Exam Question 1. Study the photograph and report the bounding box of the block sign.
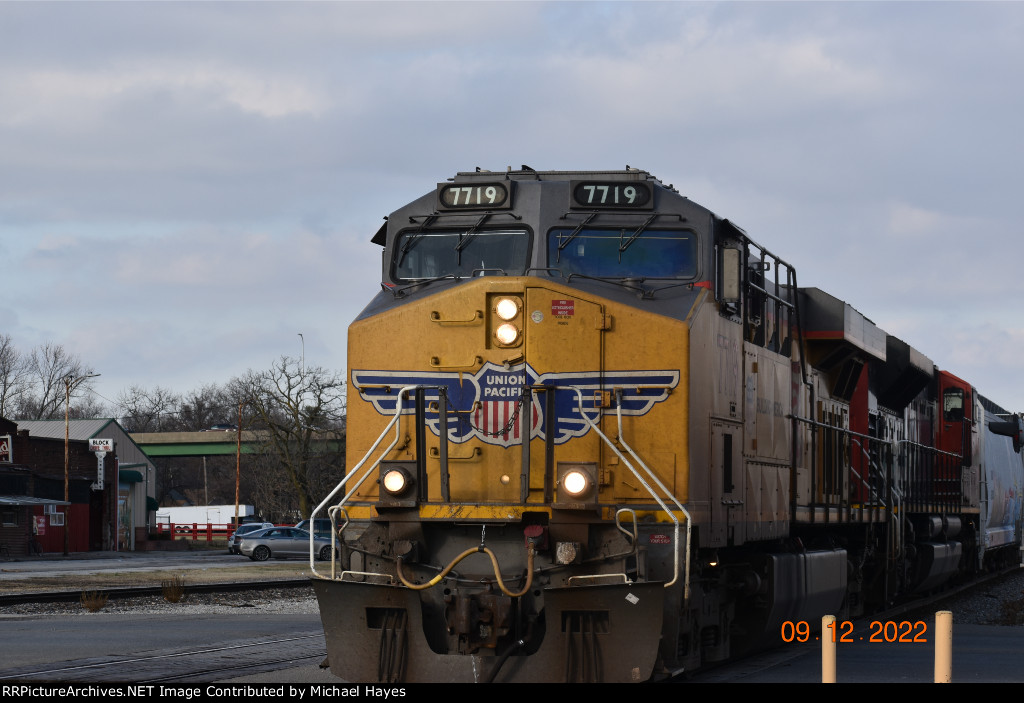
[89,438,113,453]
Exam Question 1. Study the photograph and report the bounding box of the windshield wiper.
[397,215,438,268]
[618,214,658,258]
[554,213,598,262]
[566,272,654,298]
[617,212,689,259]
[453,214,492,265]
[387,273,461,298]
[565,273,699,300]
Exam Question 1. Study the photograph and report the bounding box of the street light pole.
[235,400,243,528]
[298,333,304,376]
[64,372,100,556]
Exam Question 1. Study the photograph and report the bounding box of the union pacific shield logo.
[352,362,678,448]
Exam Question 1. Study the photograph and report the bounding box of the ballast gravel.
[4,570,1024,625]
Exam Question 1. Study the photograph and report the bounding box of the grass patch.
[162,574,188,603]
[80,590,109,612]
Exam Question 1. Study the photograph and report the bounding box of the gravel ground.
[1,585,319,617]
[927,568,1024,626]
[4,570,1024,624]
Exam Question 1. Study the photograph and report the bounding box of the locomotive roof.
[370,167,683,246]
[450,166,676,192]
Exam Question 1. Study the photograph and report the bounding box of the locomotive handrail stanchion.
[414,388,428,503]
[615,508,639,543]
[614,508,642,573]
[439,388,450,502]
[570,387,684,592]
[611,388,690,597]
[520,385,531,503]
[543,386,556,503]
[309,384,417,578]
[327,505,349,581]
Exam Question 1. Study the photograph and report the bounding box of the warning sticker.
[551,299,575,317]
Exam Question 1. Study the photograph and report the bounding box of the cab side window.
[943,388,964,422]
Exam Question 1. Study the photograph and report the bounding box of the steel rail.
[0,578,312,607]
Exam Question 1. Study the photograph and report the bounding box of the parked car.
[228,522,275,555]
[239,527,333,561]
[294,518,333,538]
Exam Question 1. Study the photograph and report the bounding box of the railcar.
[308,167,1024,683]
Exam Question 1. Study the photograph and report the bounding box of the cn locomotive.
[308,167,1024,683]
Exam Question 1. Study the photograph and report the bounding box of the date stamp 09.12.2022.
[781,620,928,644]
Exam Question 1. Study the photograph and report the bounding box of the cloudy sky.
[2,1,1023,417]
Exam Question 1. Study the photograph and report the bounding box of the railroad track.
[0,578,313,607]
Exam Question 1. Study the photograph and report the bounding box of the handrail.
[612,389,690,599]
[570,387,686,595]
[309,385,417,577]
[430,309,483,325]
[312,383,690,599]
[896,438,962,460]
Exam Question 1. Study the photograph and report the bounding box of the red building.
[0,417,120,555]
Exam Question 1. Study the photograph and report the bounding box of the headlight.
[378,462,417,508]
[495,297,519,321]
[495,323,520,345]
[561,469,591,497]
[382,468,409,495]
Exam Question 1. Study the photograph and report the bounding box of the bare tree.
[178,383,234,431]
[23,343,95,420]
[0,334,30,418]
[117,384,182,431]
[232,356,346,519]
[69,393,111,419]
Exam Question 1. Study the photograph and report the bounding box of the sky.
[1,1,1023,417]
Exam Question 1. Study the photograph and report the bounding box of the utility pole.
[64,373,100,556]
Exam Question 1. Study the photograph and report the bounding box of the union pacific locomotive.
[309,167,1024,683]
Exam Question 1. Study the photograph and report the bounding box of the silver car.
[239,527,333,562]
[228,522,275,554]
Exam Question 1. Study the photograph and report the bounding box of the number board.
[437,181,513,210]
[570,180,653,209]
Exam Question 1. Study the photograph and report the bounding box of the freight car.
[308,167,1024,683]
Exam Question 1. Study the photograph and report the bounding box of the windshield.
[393,228,531,281]
[548,228,697,278]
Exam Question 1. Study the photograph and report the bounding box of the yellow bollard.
[822,614,836,683]
[934,610,952,683]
